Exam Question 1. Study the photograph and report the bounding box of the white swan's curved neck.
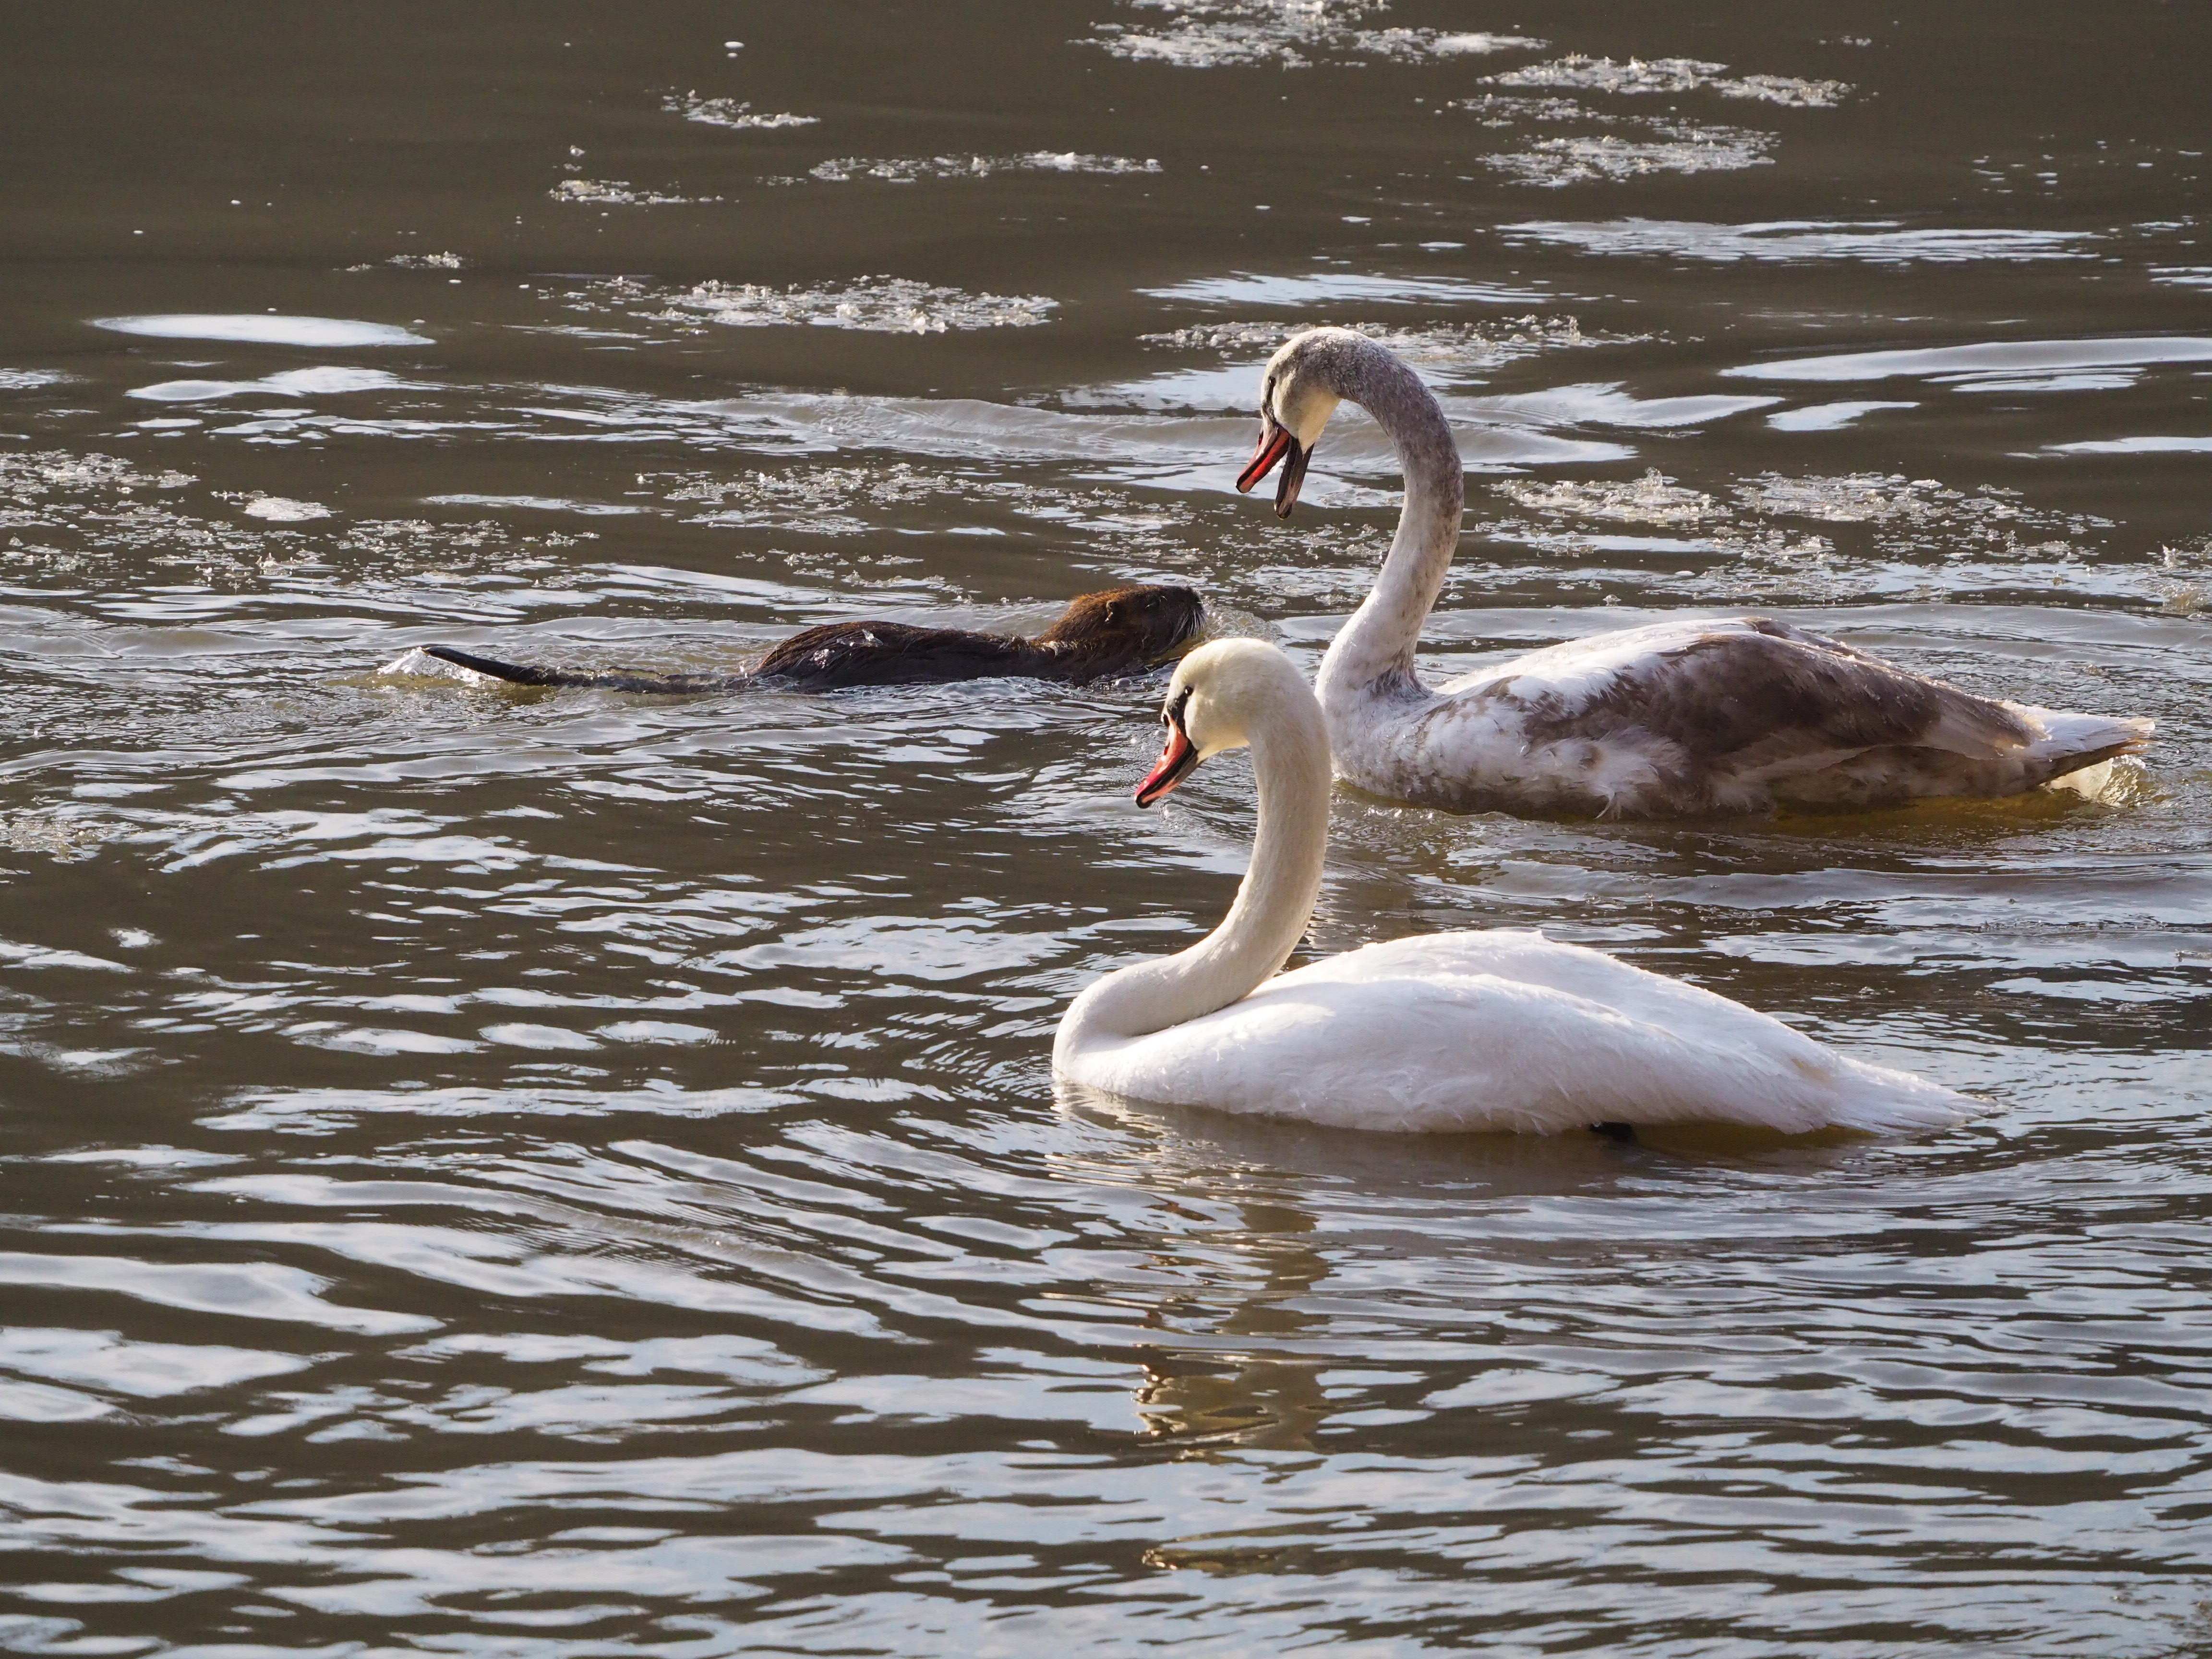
[1060,693,1330,1049]
[1312,343,1464,703]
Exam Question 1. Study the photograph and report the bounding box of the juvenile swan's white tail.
[2009,703,2156,782]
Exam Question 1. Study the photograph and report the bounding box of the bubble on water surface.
[91,313,432,348]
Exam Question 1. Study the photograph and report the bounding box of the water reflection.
[2,0,2211,1651]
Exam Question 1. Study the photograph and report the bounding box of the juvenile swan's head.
[1235,328,1364,519]
[1134,638,1308,807]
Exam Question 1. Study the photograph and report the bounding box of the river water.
[3,4,2210,1654]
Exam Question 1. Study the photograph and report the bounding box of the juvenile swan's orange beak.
[1234,415,1310,519]
[1134,720,1199,807]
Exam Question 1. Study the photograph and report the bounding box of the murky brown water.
[3,3,2211,1653]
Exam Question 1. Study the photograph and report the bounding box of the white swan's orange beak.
[1135,719,1199,807]
[1234,415,1310,519]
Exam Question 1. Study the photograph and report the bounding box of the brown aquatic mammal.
[418,583,1204,694]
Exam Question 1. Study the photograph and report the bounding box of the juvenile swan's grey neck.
[1053,667,1331,1054]
[1307,334,1464,706]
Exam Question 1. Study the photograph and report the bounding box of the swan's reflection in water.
[1053,1078,1701,1459]
[1130,1191,1332,1452]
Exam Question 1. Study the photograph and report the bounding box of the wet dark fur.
[421,584,1202,696]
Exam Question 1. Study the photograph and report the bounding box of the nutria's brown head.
[1033,584,1204,679]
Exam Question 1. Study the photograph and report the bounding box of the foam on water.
[1488,126,1778,186]
[1082,0,1544,69]
[650,276,1057,333]
[1137,317,1648,383]
[662,92,818,129]
[547,179,714,205]
[1498,468,1721,524]
[1486,54,1852,108]
[808,152,1160,183]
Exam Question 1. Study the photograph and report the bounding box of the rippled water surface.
[4,4,2211,1654]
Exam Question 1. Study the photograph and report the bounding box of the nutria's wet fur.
[419,583,1203,695]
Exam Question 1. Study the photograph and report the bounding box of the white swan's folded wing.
[1067,933,1972,1137]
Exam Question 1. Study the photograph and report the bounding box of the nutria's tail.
[419,645,742,694]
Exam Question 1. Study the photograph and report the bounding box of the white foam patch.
[651,276,1057,333]
[1498,469,1721,525]
[128,366,418,403]
[1501,218,2099,264]
[241,497,332,522]
[549,179,714,205]
[92,313,431,348]
[1139,315,1627,376]
[0,369,78,390]
[1488,127,1775,186]
[1486,54,1850,106]
[1083,1,1544,68]
[808,152,1159,182]
[2151,266,2212,289]
[1346,27,1545,60]
[663,92,818,129]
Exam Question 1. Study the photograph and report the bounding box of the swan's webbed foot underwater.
[1589,1121,1639,1143]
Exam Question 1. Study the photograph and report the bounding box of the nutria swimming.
[413,583,1203,694]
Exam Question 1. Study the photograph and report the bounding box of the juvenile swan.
[1237,328,2152,817]
[1053,639,1974,1134]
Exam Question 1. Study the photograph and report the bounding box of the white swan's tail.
[1822,1056,1983,1134]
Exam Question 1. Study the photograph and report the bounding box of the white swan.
[1235,328,2154,817]
[1053,638,1975,1135]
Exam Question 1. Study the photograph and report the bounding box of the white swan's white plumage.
[1237,327,2153,818]
[1053,639,1976,1135]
